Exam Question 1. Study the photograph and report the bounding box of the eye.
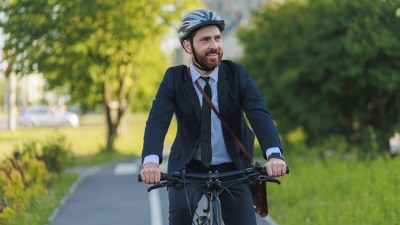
[202,37,211,42]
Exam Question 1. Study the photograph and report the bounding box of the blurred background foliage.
[1,0,201,110]
[0,0,400,224]
[3,0,399,155]
[0,0,203,151]
[239,0,400,155]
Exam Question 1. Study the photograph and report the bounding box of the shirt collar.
[189,62,219,84]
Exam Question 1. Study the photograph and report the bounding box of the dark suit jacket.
[142,60,282,172]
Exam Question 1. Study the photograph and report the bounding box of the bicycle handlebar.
[138,166,289,183]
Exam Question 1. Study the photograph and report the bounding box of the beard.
[193,48,223,72]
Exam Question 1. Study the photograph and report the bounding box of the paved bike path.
[50,157,276,225]
[50,157,166,225]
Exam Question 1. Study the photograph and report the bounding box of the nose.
[209,39,219,49]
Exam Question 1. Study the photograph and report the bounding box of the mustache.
[206,49,221,55]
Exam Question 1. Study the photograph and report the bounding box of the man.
[140,9,286,225]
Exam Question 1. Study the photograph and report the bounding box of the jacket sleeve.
[142,68,176,164]
[238,64,283,159]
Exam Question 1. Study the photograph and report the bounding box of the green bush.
[17,134,72,173]
[0,134,72,224]
[0,152,51,224]
[40,135,72,173]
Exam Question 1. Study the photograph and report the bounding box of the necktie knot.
[200,77,212,99]
[200,76,210,84]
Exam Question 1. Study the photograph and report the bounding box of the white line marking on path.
[114,161,164,224]
[114,163,139,175]
[149,188,164,225]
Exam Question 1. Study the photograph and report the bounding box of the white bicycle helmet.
[178,9,225,46]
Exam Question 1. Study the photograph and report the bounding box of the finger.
[143,174,149,184]
[272,168,278,177]
[281,161,287,176]
[144,171,153,184]
[154,170,161,183]
[276,166,282,177]
[149,173,155,184]
[140,170,148,183]
[266,165,273,177]
[145,174,152,184]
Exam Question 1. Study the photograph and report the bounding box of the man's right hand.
[140,162,163,184]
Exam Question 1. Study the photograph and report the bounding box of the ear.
[183,40,192,54]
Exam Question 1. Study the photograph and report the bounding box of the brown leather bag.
[250,181,268,217]
[190,69,269,217]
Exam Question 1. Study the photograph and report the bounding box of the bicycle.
[138,163,289,225]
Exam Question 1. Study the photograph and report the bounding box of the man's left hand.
[264,158,286,177]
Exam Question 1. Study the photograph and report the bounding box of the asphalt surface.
[49,157,277,225]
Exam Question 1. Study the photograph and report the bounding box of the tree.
[239,0,400,153]
[1,0,202,151]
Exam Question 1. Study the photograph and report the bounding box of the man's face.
[185,25,223,72]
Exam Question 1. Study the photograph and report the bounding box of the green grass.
[267,153,400,225]
[0,113,178,160]
[12,173,78,225]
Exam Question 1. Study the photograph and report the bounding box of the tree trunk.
[105,103,116,152]
[106,121,118,151]
[103,67,130,152]
[104,101,125,151]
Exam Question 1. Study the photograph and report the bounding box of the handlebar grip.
[160,172,168,180]
[261,166,290,176]
[138,172,168,182]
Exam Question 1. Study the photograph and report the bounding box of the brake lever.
[258,177,281,185]
[147,182,168,192]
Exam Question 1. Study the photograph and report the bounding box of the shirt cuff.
[265,147,282,159]
[143,155,160,166]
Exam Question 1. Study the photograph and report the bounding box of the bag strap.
[187,68,254,166]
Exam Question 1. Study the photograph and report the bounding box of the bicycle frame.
[195,190,222,225]
[197,181,224,225]
[185,174,223,225]
[209,188,223,225]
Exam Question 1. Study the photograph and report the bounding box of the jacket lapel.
[182,67,202,123]
[217,63,229,118]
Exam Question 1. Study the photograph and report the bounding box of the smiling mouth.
[206,49,220,56]
[206,52,219,57]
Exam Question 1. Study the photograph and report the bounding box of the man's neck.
[192,61,215,76]
[194,67,212,76]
